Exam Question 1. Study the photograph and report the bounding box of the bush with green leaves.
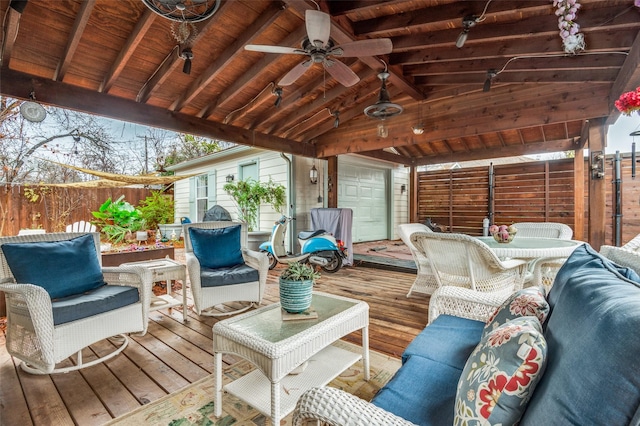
[138,190,175,230]
[223,178,286,231]
[91,195,144,243]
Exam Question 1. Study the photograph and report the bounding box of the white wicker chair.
[0,232,151,374]
[512,221,573,291]
[65,220,96,233]
[396,224,438,297]
[600,245,640,276]
[183,221,268,316]
[411,232,527,323]
[620,233,640,252]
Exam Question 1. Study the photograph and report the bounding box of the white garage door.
[338,163,388,242]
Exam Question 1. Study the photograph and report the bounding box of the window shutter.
[208,171,216,207]
[189,176,196,220]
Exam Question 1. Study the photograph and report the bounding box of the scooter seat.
[298,229,327,240]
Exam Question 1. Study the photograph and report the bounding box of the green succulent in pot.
[279,262,321,314]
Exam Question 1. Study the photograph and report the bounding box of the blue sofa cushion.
[483,286,549,338]
[189,226,244,269]
[200,263,259,287]
[372,354,463,426]
[402,314,484,370]
[521,244,640,425]
[1,234,106,299]
[456,316,547,425]
[51,284,139,325]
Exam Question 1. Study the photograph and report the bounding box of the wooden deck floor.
[0,255,428,425]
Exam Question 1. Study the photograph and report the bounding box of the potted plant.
[137,190,178,240]
[91,195,145,244]
[279,261,321,313]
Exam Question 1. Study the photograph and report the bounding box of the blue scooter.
[259,216,347,273]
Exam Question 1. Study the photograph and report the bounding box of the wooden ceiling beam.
[1,68,315,158]
[53,0,95,82]
[315,84,610,157]
[170,2,285,112]
[0,3,22,67]
[415,69,619,86]
[198,25,308,119]
[326,0,409,17]
[607,28,640,124]
[355,149,416,166]
[100,8,156,93]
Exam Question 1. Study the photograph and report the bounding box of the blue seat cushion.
[402,314,484,370]
[1,234,106,299]
[200,263,259,287]
[372,354,462,426]
[189,226,244,269]
[51,284,139,326]
[521,244,640,425]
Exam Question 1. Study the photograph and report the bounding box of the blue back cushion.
[1,234,106,299]
[521,244,640,425]
[189,225,244,269]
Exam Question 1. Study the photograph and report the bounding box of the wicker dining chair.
[396,223,439,297]
[0,232,151,374]
[512,222,573,292]
[183,221,269,316]
[411,232,527,323]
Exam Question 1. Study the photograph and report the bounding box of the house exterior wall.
[170,147,409,247]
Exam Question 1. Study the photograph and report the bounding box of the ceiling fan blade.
[330,39,393,57]
[278,60,313,86]
[306,9,330,46]
[244,45,302,54]
[324,59,359,87]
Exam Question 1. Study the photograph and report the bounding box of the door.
[338,163,388,242]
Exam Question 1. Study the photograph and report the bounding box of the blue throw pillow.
[188,225,244,269]
[1,234,106,299]
[520,244,640,425]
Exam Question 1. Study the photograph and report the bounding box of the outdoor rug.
[106,340,401,425]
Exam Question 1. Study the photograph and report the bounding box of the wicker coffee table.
[213,291,369,425]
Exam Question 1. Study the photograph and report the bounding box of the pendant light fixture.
[412,102,425,135]
[142,0,221,22]
[365,62,403,138]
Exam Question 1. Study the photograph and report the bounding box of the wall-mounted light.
[226,174,234,182]
[310,165,318,184]
[400,184,406,194]
[591,150,604,179]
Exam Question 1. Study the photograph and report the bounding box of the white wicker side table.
[120,257,188,321]
[213,291,370,425]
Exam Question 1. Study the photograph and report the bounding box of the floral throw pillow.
[455,316,547,426]
[483,287,549,339]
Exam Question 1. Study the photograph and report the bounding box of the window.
[190,172,216,221]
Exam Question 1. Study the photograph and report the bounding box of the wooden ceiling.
[2,0,640,166]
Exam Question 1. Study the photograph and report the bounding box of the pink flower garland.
[553,0,585,54]
[615,88,640,116]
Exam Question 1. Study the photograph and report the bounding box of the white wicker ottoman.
[213,291,370,425]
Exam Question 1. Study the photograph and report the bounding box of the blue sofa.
[293,244,640,425]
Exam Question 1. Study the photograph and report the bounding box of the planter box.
[101,247,175,267]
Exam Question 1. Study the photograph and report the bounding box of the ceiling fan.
[245,10,393,87]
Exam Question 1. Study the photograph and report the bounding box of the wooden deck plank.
[0,249,429,425]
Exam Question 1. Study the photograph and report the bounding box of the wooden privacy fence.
[0,185,158,237]
[417,155,640,247]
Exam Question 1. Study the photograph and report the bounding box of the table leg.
[362,325,370,381]
[271,380,281,425]
[215,352,222,417]
[181,279,188,321]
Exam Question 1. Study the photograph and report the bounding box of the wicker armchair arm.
[428,285,510,323]
[293,387,417,426]
[102,265,152,335]
[242,248,269,301]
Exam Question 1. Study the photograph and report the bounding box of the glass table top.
[477,237,581,249]
[223,293,359,343]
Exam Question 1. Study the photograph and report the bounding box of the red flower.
[509,295,545,321]
[478,373,508,419]
[615,87,640,116]
[505,347,541,393]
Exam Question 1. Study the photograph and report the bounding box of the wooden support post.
[573,147,585,242]
[588,118,607,249]
[327,156,338,208]
[409,166,418,222]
